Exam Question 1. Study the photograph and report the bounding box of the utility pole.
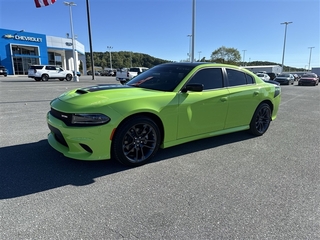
[308,47,315,71]
[280,21,293,72]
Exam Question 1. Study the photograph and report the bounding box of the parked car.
[264,79,280,86]
[87,71,101,76]
[73,71,81,77]
[266,72,278,80]
[116,67,149,83]
[28,65,73,81]
[0,65,8,77]
[274,73,295,85]
[108,70,116,76]
[99,71,109,76]
[100,70,115,76]
[298,73,319,86]
[256,73,270,81]
[292,74,300,81]
[256,73,279,85]
[47,62,281,167]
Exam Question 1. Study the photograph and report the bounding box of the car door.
[56,67,66,78]
[45,66,58,78]
[224,68,261,129]
[177,67,229,139]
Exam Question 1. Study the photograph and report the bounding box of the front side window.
[187,68,223,90]
[226,69,247,86]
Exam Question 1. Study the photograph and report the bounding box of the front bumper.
[47,112,113,161]
[299,80,316,85]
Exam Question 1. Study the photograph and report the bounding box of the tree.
[210,46,241,65]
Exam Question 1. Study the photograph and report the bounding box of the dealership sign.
[3,34,42,42]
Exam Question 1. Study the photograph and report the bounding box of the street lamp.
[64,1,79,82]
[107,46,113,70]
[187,34,192,62]
[86,0,95,80]
[280,21,293,73]
[308,47,315,71]
[242,50,247,66]
[190,0,196,63]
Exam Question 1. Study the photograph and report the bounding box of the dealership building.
[0,28,86,75]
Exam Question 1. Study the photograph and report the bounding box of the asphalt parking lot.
[0,76,319,239]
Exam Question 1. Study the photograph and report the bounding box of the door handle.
[253,91,259,95]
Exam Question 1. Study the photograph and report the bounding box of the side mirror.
[181,83,204,93]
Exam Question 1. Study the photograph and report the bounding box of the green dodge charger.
[47,62,281,166]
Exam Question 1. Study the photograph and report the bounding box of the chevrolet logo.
[4,34,14,39]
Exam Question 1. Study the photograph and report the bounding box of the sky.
[0,0,319,69]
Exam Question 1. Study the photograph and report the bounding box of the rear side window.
[45,66,57,70]
[226,69,247,86]
[188,68,224,90]
[246,74,255,84]
[130,68,139,72]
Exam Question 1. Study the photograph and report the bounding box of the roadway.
[0,76,319,239]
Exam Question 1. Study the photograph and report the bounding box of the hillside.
[83,51,305,72]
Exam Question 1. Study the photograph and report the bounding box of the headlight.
[72,113,110,126]
[274,86,281,98]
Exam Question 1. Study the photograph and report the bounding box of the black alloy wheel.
[66,74,72,81]
[41,74,49,81]
[112,116,161,166]
[249,103,271,136]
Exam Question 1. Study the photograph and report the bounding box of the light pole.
[107,46,113,70]
[308,47,315,71]
[191,0,196,63]
[280,21,292,73]
[187,34,192,62]
[198,51,202,61]
[64,1,79,82]
[86,0,95,80]
[242,50,247,66]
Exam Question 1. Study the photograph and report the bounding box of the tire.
[249,103,271,136]
[59,78,64,81]
[112,116,161,167]
[65,74,72,81]
[35,78,41,81]
[41,74,49,81]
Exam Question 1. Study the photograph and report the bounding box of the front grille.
[50,108,73,126]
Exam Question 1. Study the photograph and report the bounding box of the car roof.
[159,62,245,69]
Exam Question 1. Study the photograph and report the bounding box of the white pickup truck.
[116,67,149,84]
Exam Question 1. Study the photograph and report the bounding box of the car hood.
[55,84,167,109]
[300,77,316,80]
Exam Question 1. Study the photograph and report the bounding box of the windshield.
[126,64,194,91]
[302,74,316,77]
[278,74,290,77]
[257,74,264,77]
